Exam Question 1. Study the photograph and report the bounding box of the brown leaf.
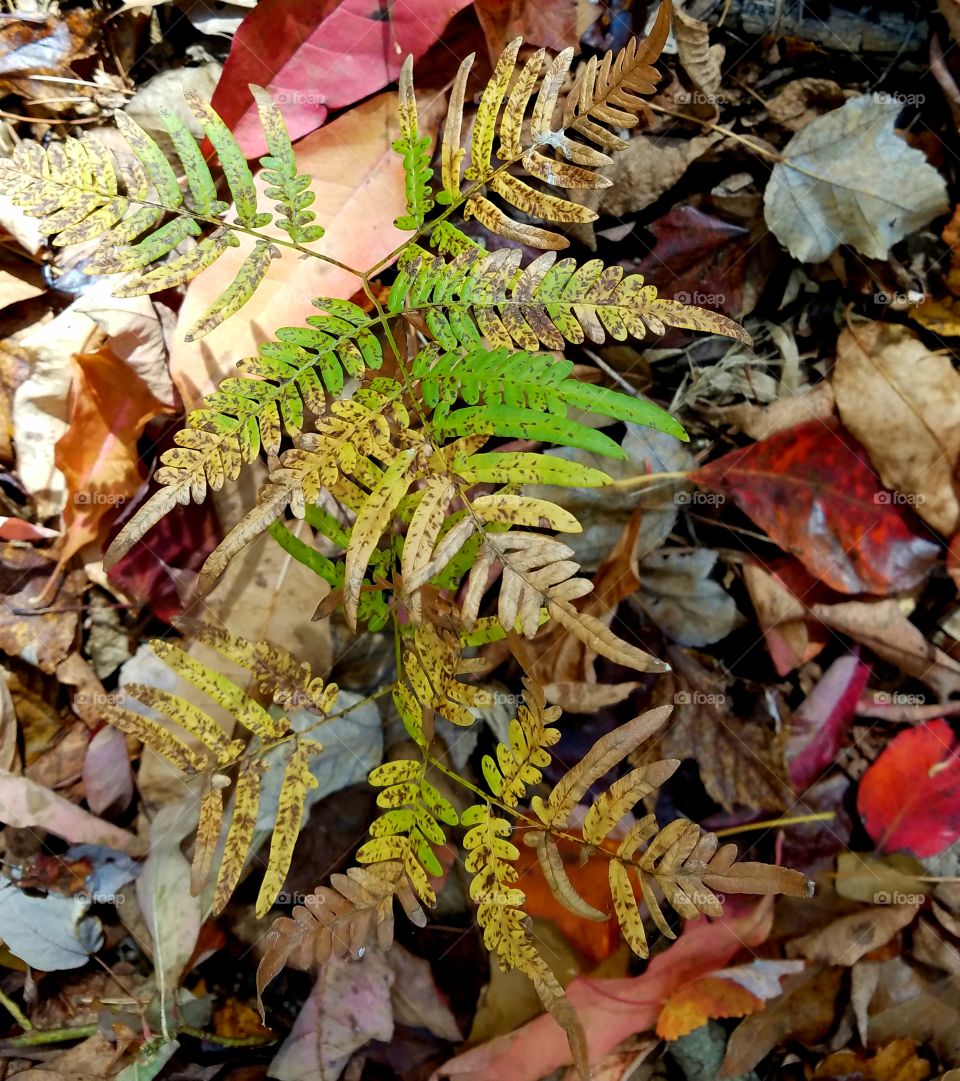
[787,903,919,966]
[55,347,173,566]
[834,321,960,535]
[660,649,792,813]
[811,598,960,700]
[722,965,845,1076]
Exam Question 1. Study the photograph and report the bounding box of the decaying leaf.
[765,94,949,262]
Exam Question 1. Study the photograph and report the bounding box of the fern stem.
[3,1024,98,1047]
[604,470,692,490]
[0,988,31,1032]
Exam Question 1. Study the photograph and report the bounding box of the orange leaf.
[656,976,765,1040]
[55,347,173,565]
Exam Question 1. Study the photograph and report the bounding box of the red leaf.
[857,719,960,857]
[691,418,939,594]
[787,652,871,790]
[211,0,476,157]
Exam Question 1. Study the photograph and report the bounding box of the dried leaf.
[765,94,949,262]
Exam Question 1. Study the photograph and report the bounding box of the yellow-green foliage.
[0,5,815,1070]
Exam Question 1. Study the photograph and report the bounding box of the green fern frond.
[104,301,383,569]
[391,245,752,350]
[393,56,435,231]
[437,1,672,249]
[414,342,687,442]
[358,758,459,907]
[0,90,325,339]
[251,85,326,244]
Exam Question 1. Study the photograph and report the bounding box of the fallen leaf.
[171,92,414,404]
[787,653,871,790]
[656,959,804,1040]
[474,0,598,61]
[742,557,831,676]
[434,898,776,1081]
[388,944,461,1042]
[636,548,745,647]
[833,321,960,535]
[812,1039,933,1080]
[707,381,837,441]
[210,0,472,156]
[0,769,144,853]
[858,720,960,858]
[55,346,174,566]
[136,798,204,1021]
[660,649,792,813]
[270,951,394,1081]
[83,726,134,815]
[834,852,927,906]
[787,904,919,965]
[765,77,854,131]
[573,133,722,246]
[631,205,751,319]
[721,965,846,1075]
[692,418,940,595]
[0,546,85,673]
[810,599,960,701]
[673,5,724,96]
[0,879,103,970]
[765,94,949,262]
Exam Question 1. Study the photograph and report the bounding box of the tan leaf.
[834,321,960,534]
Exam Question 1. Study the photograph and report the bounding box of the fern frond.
[197,382,413,593]
[462,801,587,1076]
[357,757,459,907]
[438,1,672,249]
[256,861,426,1010]
[391,245,751,351]
[413,342,687,444]
[104,625,336,916]
[104,300,383,569]
[481,679,560,807]
[174,617,339,713]
[251,85,326,244]
[0,92,323,336]
[527,708,813,959]
[393,56,435,231]
[394,622,493,743]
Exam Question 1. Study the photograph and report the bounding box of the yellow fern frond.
[438,1,672,248]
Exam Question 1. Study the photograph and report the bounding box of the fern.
[0,7,821,1072]
[392,245,752,350]
[104,623,334,918]
[439,1,672,249]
